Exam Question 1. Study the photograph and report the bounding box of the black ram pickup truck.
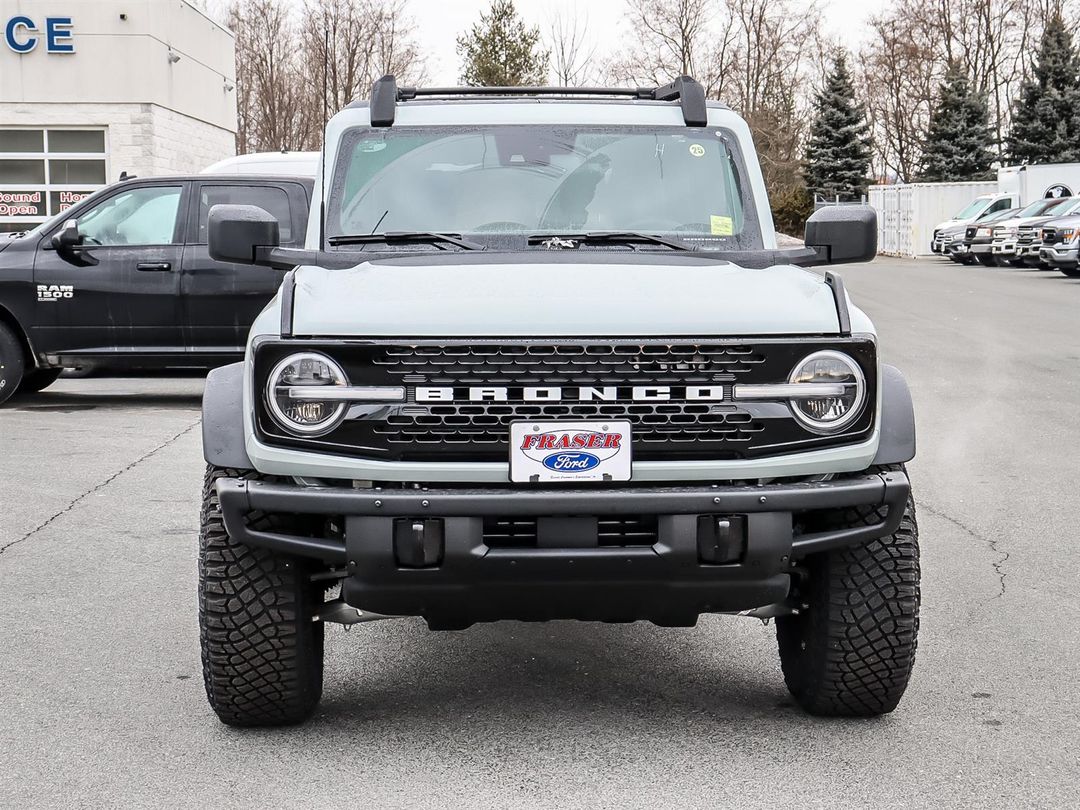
[0,174,313,403]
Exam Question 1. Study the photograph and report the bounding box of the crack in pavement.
[920,500,1009,598]
[0,419,201,560]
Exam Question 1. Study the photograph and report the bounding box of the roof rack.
[367,74,710,128]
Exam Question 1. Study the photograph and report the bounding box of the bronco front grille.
[253,338,877,463]
[372,342,766,385]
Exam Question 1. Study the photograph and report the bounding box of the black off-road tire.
[0,321,26,405]
[199,465,325,726]
[18,368,62,394]
[777,467,920,717]
[1060,266,1080,278]
[975,254,997,267]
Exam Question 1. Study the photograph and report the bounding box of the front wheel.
[975,254,997,267]
[0,322,25,405]
[776,479,920,716]
[18,368,62,394]
[199,465,325,726]
[1060,266,1080,278]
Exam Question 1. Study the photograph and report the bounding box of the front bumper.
[215,470,910,628]
[1039,245,1078,267]
[991,239,1017,257]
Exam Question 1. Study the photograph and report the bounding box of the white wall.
[0,0,236,133]
[0,102,234,180]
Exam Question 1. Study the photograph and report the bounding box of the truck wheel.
[975,255,997,267]
[0,322,26,405]
[1061,267,1080,278]
[776,471,920,717]
[18,368,62,394]
[199,465,325,726]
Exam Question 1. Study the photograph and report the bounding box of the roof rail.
[366,74,711,128]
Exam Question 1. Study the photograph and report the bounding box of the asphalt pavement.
[1,257,1078,809]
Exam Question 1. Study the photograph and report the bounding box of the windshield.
[953,198,989,219]
[1045,197,1080,216]
[327,125,761,250]
[1016,200,1051,217]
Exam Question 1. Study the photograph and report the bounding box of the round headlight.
[788,350,866,433]
[266,352,348,435]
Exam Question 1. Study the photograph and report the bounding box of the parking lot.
[1,256,1078,808]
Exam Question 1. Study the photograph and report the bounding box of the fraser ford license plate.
[509,420,632,483]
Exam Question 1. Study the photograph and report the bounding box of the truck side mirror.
[52,219,83,251]
[208,204,280,264]
[804,206,877,265]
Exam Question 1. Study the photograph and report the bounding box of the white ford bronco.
[198,76,919,726]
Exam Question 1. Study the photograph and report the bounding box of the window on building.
[0,128,108,233]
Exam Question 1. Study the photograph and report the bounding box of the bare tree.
[228,0,426,153]
[857,0,1065,180]
[228,0,314,153]
[548,10,597,86]
[301,0,427,132]
[607,0,736,97]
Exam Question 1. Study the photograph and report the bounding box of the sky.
[413,0,889,85]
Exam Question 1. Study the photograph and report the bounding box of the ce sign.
[4,15,75,54]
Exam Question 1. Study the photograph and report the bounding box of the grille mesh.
[376,402,763,447]
[374,343,766,385]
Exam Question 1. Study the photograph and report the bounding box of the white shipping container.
[868,181,997,257]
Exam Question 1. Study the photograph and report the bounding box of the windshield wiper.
[328,231,485,250]
[528,231,698,251]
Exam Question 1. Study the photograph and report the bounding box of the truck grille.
[253,339,877,463]
[373,342,766,385]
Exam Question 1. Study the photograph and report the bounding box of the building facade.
[0,0,237,232]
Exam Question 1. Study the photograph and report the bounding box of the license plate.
[509,420,632,483]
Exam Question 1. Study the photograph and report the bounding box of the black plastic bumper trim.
[215,471,910,564]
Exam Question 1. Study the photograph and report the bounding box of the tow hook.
[313,599,402,625]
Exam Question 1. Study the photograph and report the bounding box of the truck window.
[952,199,988,219]
[198,185,293,244]
[75,185,182,246]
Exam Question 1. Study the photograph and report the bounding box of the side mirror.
[52,219,83,251]
[208,204,280,264]
[804,206,877,265]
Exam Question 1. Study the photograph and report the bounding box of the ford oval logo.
[542,451,600,472]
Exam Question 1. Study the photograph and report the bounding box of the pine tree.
[456,0,550,86]
[803,52,873,201]
[918,64,994,181]
[1007,14,1080,164]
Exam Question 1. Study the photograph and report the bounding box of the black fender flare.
[202,362,253,469]
[872,364,916,466]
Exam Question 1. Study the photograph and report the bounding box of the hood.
[1016,214,1063,228]
[1042,214,1080,228]
[935,217,976,231]
[0,231,21,252]
[289,255,844,337]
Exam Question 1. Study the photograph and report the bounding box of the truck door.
[181,181,307,355]
[31,182,186,358]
